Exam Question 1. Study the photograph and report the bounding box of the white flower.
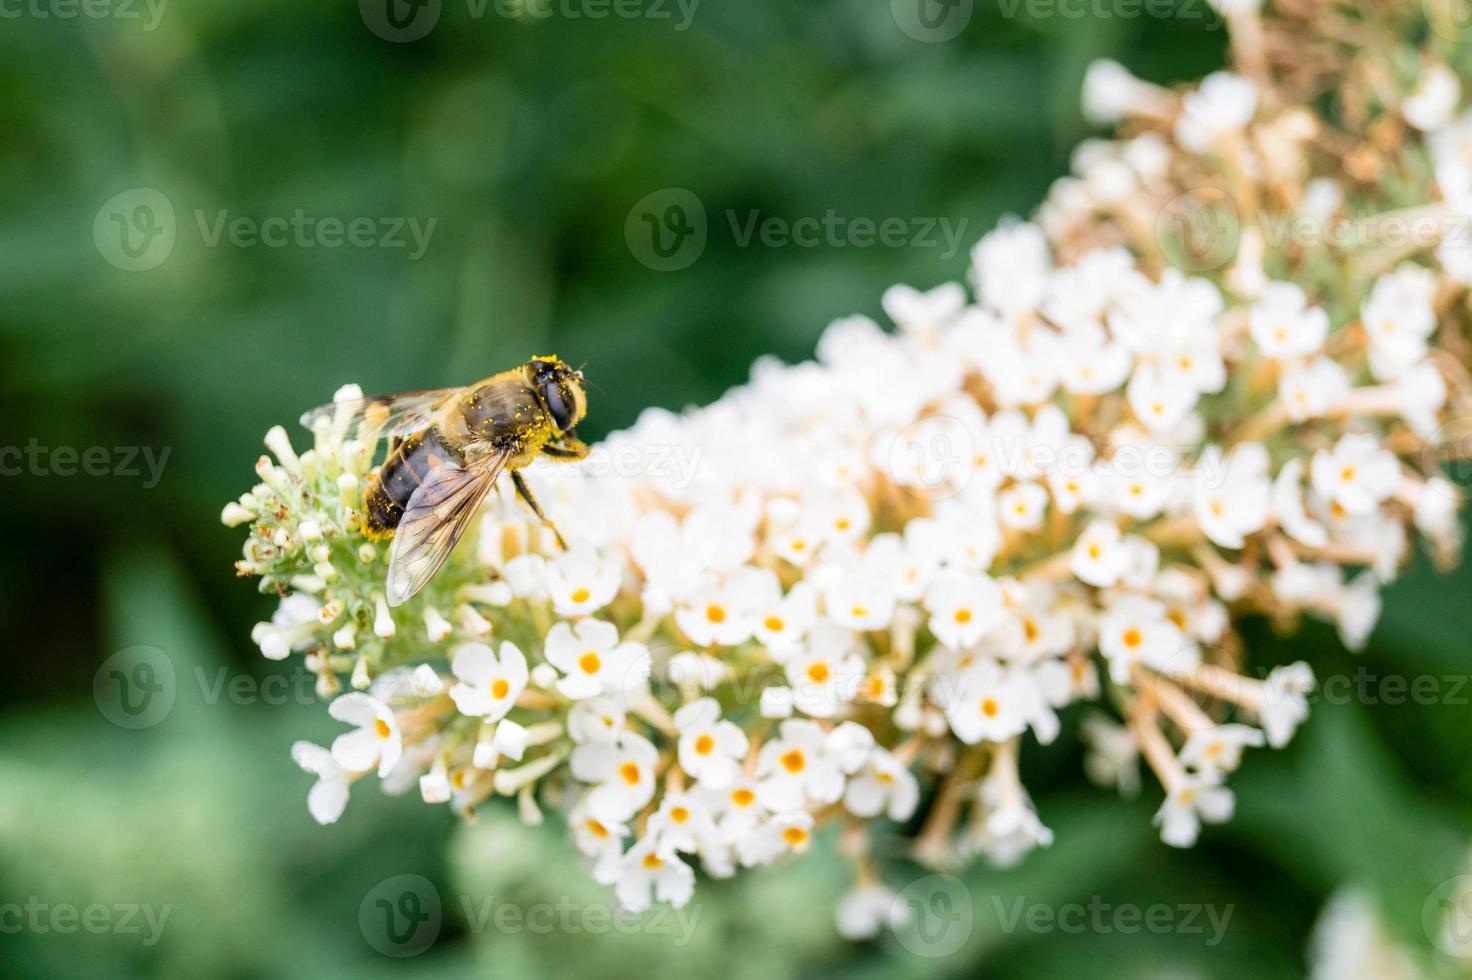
[1080,713,1140,796]
[971,221,1051,320]
[998,481,1049,531]
[1081,59,1166,126]
[1335,571,1382,651]
[570,732,659,822]
[1193,443,1271,549]
[1249,282,1329,358]
[1271,458,1329,548]
[784,632,865,719]
[1310,434,1400,515]
[609,836,695,911]
[544,545,622,617]
[1403,63,1460,132]
[1279,357,1349,421]
[1179,724,1265,776]
[473,719,528,768]
[1127,364,1198,432]
[843,748,919,821]
[291,741,349,824]
[570,800,629,863]
[1361,265,1437,379]
[674,697,749,789]
[750,578,818,653]
[1071,519,1128,587]
[567,698,626,743]
[1258,662,1314,747]
[544,619,649,701]
[835,885,909,941]
[938,658,1032,745]
[328,693,402,777]
[447,641,528,720]
[1154,774,1235,847]
[821,566,896,632]
[1098,596,1195,683]
[1175,71,1258,153]
[737,811,816,867]
[648,791,722,855]
[882,282,967,335]
[755,719,847,812]
[924,570,1004,651]
[675,573,758,647]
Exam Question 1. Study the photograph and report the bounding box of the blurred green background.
[2,0,1470,977]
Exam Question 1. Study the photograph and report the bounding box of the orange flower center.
[491,678,510,699]
[570,587,591,604]
[579,652,601,674]
[619,762,641,785]
[779,750,805,773]
[694,734,715,755]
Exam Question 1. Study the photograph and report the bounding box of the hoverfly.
[300,356,589,606]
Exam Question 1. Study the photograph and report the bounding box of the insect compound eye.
[542,380,574,432]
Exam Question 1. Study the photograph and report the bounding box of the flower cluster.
[228,2,1469,937]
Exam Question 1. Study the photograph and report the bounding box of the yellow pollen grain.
[619,762,641,785]
[1122,627,1143,649]
[570,587,591,604]
[588,819,609,839]
[670,806,690,824]
[731,788,755,807]
[694,733,715,755]
[706,604,726,623]
[642,852,664,869]
[764,615,785,632]
[780,750,805,773]
[981,697,1000,718]
[375,718,392,739]
[491,678,510,699]
[954,608,973,624]
[782,827,808,847]
[807,661,831,683]
[579,652,601,674]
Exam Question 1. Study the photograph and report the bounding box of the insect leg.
[542,434,590,460]
[511,470,569,549]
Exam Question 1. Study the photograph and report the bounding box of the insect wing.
[299,387,461,442]
[385,452,509,606]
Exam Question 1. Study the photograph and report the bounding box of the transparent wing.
[385,451,510,606]
[298,387,461,442]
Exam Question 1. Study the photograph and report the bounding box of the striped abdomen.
[362,426,465,538]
